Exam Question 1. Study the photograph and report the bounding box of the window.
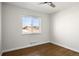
[22,16,41,34]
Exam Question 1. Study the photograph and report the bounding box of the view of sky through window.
[22,16,40,34]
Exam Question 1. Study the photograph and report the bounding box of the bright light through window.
[22,16,41,34]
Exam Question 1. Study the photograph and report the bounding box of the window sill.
[22,32,41,35]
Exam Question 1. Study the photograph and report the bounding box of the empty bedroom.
[0,2,79,56]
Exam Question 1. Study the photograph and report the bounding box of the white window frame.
[22,16,41,34]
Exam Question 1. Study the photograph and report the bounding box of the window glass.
[22,16,41,34]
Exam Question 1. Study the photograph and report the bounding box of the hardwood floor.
[2,43,79,56]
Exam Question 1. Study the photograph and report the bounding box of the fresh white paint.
[0,3,2,55]
[2,2,79,53]
[50,7,79,52]
[2,4,50,52]
[3,2,79,14]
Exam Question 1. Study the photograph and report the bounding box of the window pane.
[32,17,40,33]
[22,16,32,34]
[22,16,41,34]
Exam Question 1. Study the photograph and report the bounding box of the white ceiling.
[3,2,79,14]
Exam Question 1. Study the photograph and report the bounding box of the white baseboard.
[50,41,79,53]
[3,41,79,54]
[2,41,50,53]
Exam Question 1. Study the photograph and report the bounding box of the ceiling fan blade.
[39,2,47,4]
[50,3,56,7]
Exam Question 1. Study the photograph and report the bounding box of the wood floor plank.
[2,43,79,56]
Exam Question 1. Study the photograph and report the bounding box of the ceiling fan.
[39,2,56,8]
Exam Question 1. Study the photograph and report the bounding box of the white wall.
[3,3,79,53]
[0,3,1,50]
[51,7,79,52]
[2,4,50,52]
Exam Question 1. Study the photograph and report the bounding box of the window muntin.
[22,16,41,34]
